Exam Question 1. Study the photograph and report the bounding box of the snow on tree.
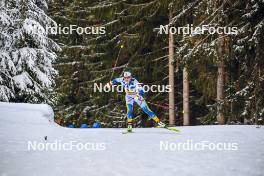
[45,0,263,126]
[0,0,61,103]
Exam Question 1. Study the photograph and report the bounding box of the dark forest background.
[47,0,264,128]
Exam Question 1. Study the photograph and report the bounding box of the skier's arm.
[106,77,122,87]
[111,77,122,85]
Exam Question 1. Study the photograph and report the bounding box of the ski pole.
[110,45,123,81]
[130,95,177,111]
[146,101,175,110]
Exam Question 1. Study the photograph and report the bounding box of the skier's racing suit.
[111,77,160,124]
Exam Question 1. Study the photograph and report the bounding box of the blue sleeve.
[111,77,122,85]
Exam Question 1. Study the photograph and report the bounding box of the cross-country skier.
[106,71,166,132]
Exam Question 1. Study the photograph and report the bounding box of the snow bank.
[0,103,263,176]
[0,102,54,122]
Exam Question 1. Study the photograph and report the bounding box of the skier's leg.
[126,95,134,132]
[135,97,166,127]
[126,103,133,129]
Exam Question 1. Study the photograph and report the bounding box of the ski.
[122,131,134,134]
[122,127,180,134]
[165,127,180,132]
[156,124,180,132]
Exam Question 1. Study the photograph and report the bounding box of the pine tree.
[226,0,264,124]
[47,0,264,126]
[168,7,175,126]
[0,0,61,103]
[215,0,225,125]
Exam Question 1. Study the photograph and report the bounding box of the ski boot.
[152,116,179,132]
[127,124,133,132]
[152,116,167,128]
[127,119,133,133]
[157,121,167,128]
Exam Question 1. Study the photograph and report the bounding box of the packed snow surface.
[0,102,263,176]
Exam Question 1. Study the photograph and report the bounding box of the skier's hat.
[124,71,132,78]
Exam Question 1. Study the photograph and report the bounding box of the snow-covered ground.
[0,102,263,176]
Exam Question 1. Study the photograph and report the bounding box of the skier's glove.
[105,81,112,88]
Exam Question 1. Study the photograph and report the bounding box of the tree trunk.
[216,32,225,124]
[216,0,225,125]
[217,58,225,124]
[183,67,190,126]
[168,10,175,126]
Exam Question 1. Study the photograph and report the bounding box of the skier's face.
[124,76,131,83]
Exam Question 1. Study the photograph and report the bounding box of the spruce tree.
[0,0,61,103]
